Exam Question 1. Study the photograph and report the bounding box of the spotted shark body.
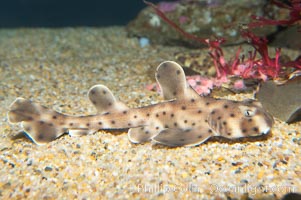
[8,61,274,146]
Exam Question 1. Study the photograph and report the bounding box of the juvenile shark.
[8,61,274,146]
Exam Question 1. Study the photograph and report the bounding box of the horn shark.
[7,61,274,146]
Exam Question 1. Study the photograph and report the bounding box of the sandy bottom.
[0,27,300,199]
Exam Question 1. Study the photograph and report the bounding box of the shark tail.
[8,98,67,145]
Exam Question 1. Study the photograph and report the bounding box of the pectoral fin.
[152,128,212,147]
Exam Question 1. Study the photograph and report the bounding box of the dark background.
[0,0,163,27]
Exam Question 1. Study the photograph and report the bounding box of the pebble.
[139,37,150,48]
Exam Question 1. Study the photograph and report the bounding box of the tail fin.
[8,98,67,145]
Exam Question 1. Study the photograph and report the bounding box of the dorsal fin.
[155,61,200,100]
[69,85,129,137]
[88,85,128,114]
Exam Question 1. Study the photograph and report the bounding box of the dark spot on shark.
[242,129,247,133]
[180,138,185,141]
[170,113,174,117]
[192,122,196,126]
[98,122,102,125]
[52,115,57,119]
[198,135,203,138]
[164,125,169,128]
[173,91,177,96]
[128,123,131,126]
[86,123,90,127]
[123,111,127,114]
[156,126,159,130]
[146,113,150,117]
[253,127,259,132]
[39,121,44,124]
[211,111,215,115]
[174,122,177,127]
[223,121,227,125]
[197,110,202,114]
[230,113,235,117]
[145,131,149,134]
[162,111,166,115]
[108,102,112,106]
[248,119,253,122]
[184,120,188,123]
[224,104,228,109]
[69,123,74,126]
[134,115,137,118]
[176,70,180,75]
[111,120,115,124]
[181,106,186,110]
[156,114,159,117]
[208,129,212,133]
[191,98,195,103]
[102,90,107,95]
[38,134,44,140]
[217,116,222,120]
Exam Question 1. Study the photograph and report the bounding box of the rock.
[44,166,53,172]
[127,0,286,47]
[255,76,301,123]
[271,26,301,50]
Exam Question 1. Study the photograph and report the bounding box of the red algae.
[144,0,301,84]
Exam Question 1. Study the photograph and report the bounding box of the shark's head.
[208,99,274,138]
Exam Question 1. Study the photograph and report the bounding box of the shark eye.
[244,110,255,117]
